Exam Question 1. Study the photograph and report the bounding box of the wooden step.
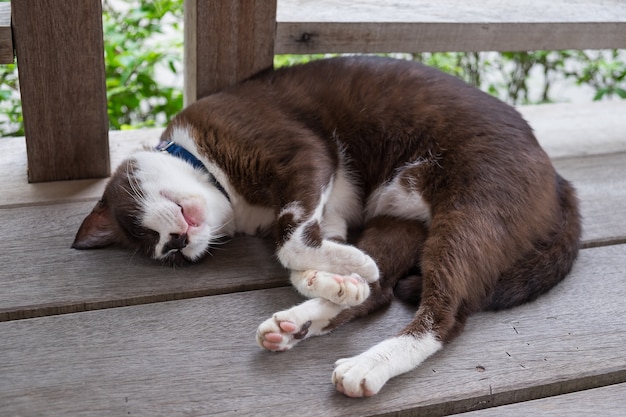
[275,0,626,53]
[457,383,626,416]
[1,243,624,416]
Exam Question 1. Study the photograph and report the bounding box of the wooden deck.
[1,100,625,415]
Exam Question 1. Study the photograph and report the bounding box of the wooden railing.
[1,0,625,182]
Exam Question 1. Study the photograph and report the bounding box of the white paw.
[256,298,346,351]
[298,270,370,306]
[332,353,390,397]
[256,311,312,352]
[332,335,443,397]
[278,239,380,283]
[354,253,380,283]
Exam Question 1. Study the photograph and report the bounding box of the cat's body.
[73,57,581,397]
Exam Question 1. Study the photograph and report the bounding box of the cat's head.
[72,150,234,265]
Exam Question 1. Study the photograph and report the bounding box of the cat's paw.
[256,298,346,352]
[297,270,370,306]
[256,314,312,351]
[352,253,380,283]
[332,354,389,398]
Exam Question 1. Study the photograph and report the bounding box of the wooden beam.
[0,2,12,64]
[275,22,626,54]
[12,0,109,182]
[184,0,277,105]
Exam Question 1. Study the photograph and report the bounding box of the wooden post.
[184,0,277,105]
[12,0,109,182]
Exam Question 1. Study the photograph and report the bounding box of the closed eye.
[130,226,159,241]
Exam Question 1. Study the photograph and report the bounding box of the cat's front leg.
[256,298,347,351]
[277,219,380,284]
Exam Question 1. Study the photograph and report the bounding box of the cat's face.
[72,151,233,265]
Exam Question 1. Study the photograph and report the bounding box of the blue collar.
[156,141,230,202]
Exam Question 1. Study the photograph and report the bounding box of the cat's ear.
[72,199,119,250]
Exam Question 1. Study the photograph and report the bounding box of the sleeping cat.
[73,56,581,397]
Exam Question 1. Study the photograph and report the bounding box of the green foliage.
[0,63,22,136]
[102,0,183,130]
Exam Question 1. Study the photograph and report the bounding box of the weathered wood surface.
[275,0,626,53]
[0,2,12,64]
[458,383,626,416]
[184,0,276,104]
[11,0,109,182]
[554,152,626,248]
[1,244,625,416]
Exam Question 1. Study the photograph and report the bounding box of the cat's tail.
[485,174,582,310]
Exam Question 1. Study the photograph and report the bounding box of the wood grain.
[1,244,624,416]
[457,383,626,416]
[275,22,626,54]
[11,0,109,182]
[275,0,626,54]
[0,2,12,64]
[184,0,276,104]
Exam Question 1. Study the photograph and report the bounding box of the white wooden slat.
[1,244,624,416]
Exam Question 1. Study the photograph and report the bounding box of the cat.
[73,56,581,397]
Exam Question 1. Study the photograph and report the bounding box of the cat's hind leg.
[332,212,495,397]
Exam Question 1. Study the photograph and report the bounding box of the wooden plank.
[275,22,626,54]
[554,152,626,248]
[11,0,109,182]
[275,0,626,53]
[184,0,276,104]
[0,201,288,321]
[0,2,12,64]
[0,244,624,416]
[457,383,626,416]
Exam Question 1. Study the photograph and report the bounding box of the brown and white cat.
[73,56,581,397]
